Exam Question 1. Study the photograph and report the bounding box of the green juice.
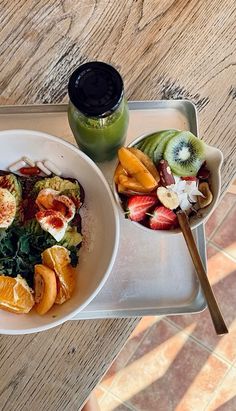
[68,99,129,162]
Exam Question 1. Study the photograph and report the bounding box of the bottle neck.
[69,94,124,119]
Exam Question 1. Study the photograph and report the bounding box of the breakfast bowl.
[0,129,119,334]
[113,129,223,234]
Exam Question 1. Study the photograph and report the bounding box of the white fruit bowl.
[0,129,120,335]
[113,131,223,234]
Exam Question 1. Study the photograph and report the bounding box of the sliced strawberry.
[149,206,178,230]
[181,176,197,181]
[126,195,157,222]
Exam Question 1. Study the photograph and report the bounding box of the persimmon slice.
[42,246,76,304]
[127,147,160,183]
[119,175,153,193]
[118,147,157,190]
[34,264,57,315]
[113,163,127,184]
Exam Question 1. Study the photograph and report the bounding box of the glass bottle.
[68,61,129,162]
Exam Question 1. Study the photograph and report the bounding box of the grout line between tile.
[163,317,233,367]
[103,316,235,411]
[100,389,138,411]
[96,385,112,408]
[101,317,161,394]
[207,197,236,241]
[230,353,236,369]
[202,363,235,411]
[205,355,236,411]
[97,384,110,396]
[208,240,236,263]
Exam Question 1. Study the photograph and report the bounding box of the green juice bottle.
[68,61,129,162]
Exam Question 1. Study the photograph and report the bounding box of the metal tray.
[0,100,207,318]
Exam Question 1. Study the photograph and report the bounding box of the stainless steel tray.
[0,100,207,318]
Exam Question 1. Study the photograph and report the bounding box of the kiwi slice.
[153,130,179,163]
[143,134,161,159]
[135,130,177,162]
[164,131,205,176]
[135,133,159,160]
[135,140,145,151]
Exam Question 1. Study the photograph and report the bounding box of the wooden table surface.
[0,1,236,409]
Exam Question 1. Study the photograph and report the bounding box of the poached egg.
[35,189,76,241]
[0,188,16,228]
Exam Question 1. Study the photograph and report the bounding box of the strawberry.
[181,176,197,181]
[149,206,178,230]
[126,195,157,222]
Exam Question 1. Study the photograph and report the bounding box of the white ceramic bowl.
[0,129,120,334]
[113,130,223,234]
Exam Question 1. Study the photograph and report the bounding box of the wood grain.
[0,0,236,409]
[0,319,138,410]
[0,0,235,192]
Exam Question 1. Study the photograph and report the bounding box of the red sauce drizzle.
[0,176,11,190]
[48,216,64,229]
[52,199,67,216]
[36,210,64,229]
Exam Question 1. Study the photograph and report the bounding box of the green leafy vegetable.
[0,224,79,288]
[0,174,83,288]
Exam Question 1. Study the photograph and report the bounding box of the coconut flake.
[178,193,191,211]
[174,175,181,184]
[167,176,204,211]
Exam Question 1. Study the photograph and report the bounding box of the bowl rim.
[0,129,120,334]
[113,129,223,235]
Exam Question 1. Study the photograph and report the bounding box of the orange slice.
[42,246,76,304]
[0,275,34,314]
[34,264,57,315]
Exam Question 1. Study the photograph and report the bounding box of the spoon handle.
[177,210,228,335]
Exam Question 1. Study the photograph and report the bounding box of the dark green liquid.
[68,100,129,162]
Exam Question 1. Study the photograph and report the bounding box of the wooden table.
[0,1,235,409]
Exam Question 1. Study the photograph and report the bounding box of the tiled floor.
[96,191,236,411]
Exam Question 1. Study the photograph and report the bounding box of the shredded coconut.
[167,177,204,211]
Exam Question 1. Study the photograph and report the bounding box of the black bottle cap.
[68,62,124,117]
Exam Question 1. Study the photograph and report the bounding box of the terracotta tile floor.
[96,191,236,411]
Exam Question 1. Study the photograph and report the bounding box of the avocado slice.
[33,176,82,207]
[60,226,82,248]
[153,130,179,163]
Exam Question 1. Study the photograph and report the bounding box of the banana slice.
[157,187,180,210]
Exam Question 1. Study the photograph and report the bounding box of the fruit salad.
[0,164,84,315]
[114,130,213,230]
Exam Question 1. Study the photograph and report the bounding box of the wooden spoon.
[177,210,228,335]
